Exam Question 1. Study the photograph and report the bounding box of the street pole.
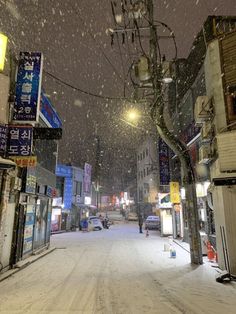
[94,134,101,212]
[147,0,202,264]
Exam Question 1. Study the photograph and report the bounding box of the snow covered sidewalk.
[0,223,235,314]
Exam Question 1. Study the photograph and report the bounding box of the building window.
[143,151,145,159]
[143,168,146,177]
[146,148,148,156]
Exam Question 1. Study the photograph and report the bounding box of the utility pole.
[110,0,202,264]
[94,134,101,212]
[146,0,202,264]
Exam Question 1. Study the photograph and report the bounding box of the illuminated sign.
[170,182,180,204]
[11,156,37,168]
[8,125,33,156]
[40,92,62,128]
[13,52,43,122]
[0,33,7,71]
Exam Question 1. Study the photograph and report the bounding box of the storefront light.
[180,188,186,200]
[84,196,91,205]
[0,33,8,71]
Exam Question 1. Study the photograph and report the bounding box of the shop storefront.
[51,197,63,232]
[33,195,51,251]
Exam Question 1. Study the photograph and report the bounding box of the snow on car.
[145,215,160,230]
[88,216,103,231]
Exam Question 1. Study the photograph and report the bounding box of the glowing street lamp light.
[126,109,140,122]
[0,33,8,72]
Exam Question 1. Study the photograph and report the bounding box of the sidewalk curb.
[0,247,56,283]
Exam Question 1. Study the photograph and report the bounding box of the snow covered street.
[0,223,236,314]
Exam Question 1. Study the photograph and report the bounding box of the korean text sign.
[0,125,7,156]
[158,138,170,185]
[13,52,43,122]
[84,163,92,194]
[170,182,180,204]
[8,126,33,156]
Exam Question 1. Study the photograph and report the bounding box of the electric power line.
[74,5,132,92]
[44,70,126,100]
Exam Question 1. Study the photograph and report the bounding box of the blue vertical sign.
[64,177,73,210]
[13,52,43,122]
[8,126,33,156]
[159,138,170,185]
[0,125,7,156]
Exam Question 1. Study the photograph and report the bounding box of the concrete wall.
[213,186,236,274]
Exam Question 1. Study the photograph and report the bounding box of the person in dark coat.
[138,214,144,233]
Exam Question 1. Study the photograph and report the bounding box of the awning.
[0,157,16,169]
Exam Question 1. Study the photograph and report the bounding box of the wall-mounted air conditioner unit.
[194,96,211,124]
[201,120,213,141]
[199,143,212,164]
[217,131,236,172]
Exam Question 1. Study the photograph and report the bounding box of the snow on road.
[0,223,236,314]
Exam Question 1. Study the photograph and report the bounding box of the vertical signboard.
[63,177,73,209]
[13,52,43,123]
[0,33,8,71]
[84,163,92,194]
[25,167,37,194]
[0,124,7,156]
[158,138,170,185]
[170,182,180,203]
[8,125,33,156]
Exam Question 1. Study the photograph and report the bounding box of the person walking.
[138,213,144,233]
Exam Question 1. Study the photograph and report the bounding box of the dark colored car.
[145,215,160,230]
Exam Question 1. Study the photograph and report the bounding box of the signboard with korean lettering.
[84,163,92,194]
[64,177,73,209]
[170,182,180,204]
[25,167,37,194]
[13,52,43,123]
[12,156,37,168]
[40,92,62,128]
[8,126,33,157]
[0,124,7,156]
[56,164,72,177]
[158,138,170,186]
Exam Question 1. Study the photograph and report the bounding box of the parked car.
[145,215,160,230]
[127,212,138,221]
[88,216,103,231]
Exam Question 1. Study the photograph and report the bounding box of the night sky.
[0,0,236,193]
